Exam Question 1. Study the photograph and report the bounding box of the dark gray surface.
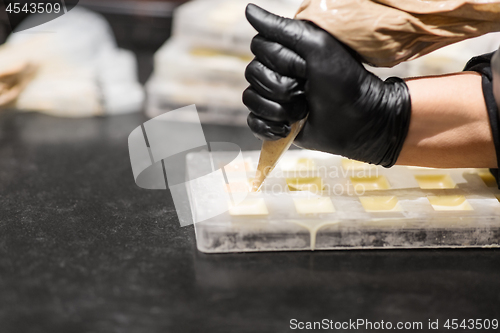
[1,110,500,333]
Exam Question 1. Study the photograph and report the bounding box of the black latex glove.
[243,4,412,167]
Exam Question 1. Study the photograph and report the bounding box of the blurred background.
[0,0,499,124]
[3,3,500,331]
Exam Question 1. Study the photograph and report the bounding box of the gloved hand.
[243,4,412,167]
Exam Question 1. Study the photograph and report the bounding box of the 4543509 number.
[5,2,62,14]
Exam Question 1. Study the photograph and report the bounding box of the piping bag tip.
[252,118,308,192]
[251,168,265,193]
[250,184,261,193]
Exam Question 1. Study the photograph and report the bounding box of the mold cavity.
[281,158,316,172]
[342,158,375,171]
[477,169,497,187]
[427,195,473,211]
[286,177,324,192]
[415,174,456,189]
[293,197,335,214]
[296,158,316,171]
[359,196,401,212]
[229,198,269,216]
[350,176,390,190]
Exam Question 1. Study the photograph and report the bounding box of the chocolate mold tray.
[186,150,500,253]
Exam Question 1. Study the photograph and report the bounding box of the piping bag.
[251,117,307,192]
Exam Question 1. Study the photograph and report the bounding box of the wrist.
[378,77,412,167]
[350,75,411,167]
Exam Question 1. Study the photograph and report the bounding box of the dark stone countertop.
[1,110,500,333]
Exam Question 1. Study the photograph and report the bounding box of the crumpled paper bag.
[296,0,500,67]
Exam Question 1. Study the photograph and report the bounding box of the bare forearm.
[396,72,497,168]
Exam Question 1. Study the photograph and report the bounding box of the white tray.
[187,150,500,253]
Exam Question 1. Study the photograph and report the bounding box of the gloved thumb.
[245,4,310,58]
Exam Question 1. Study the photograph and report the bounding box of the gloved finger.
[246,4,311,58]
[243,87,289,122]
[243,87,308,123]
[245,59,304,103]
[251,35,307,79]
[247,113,291,141]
